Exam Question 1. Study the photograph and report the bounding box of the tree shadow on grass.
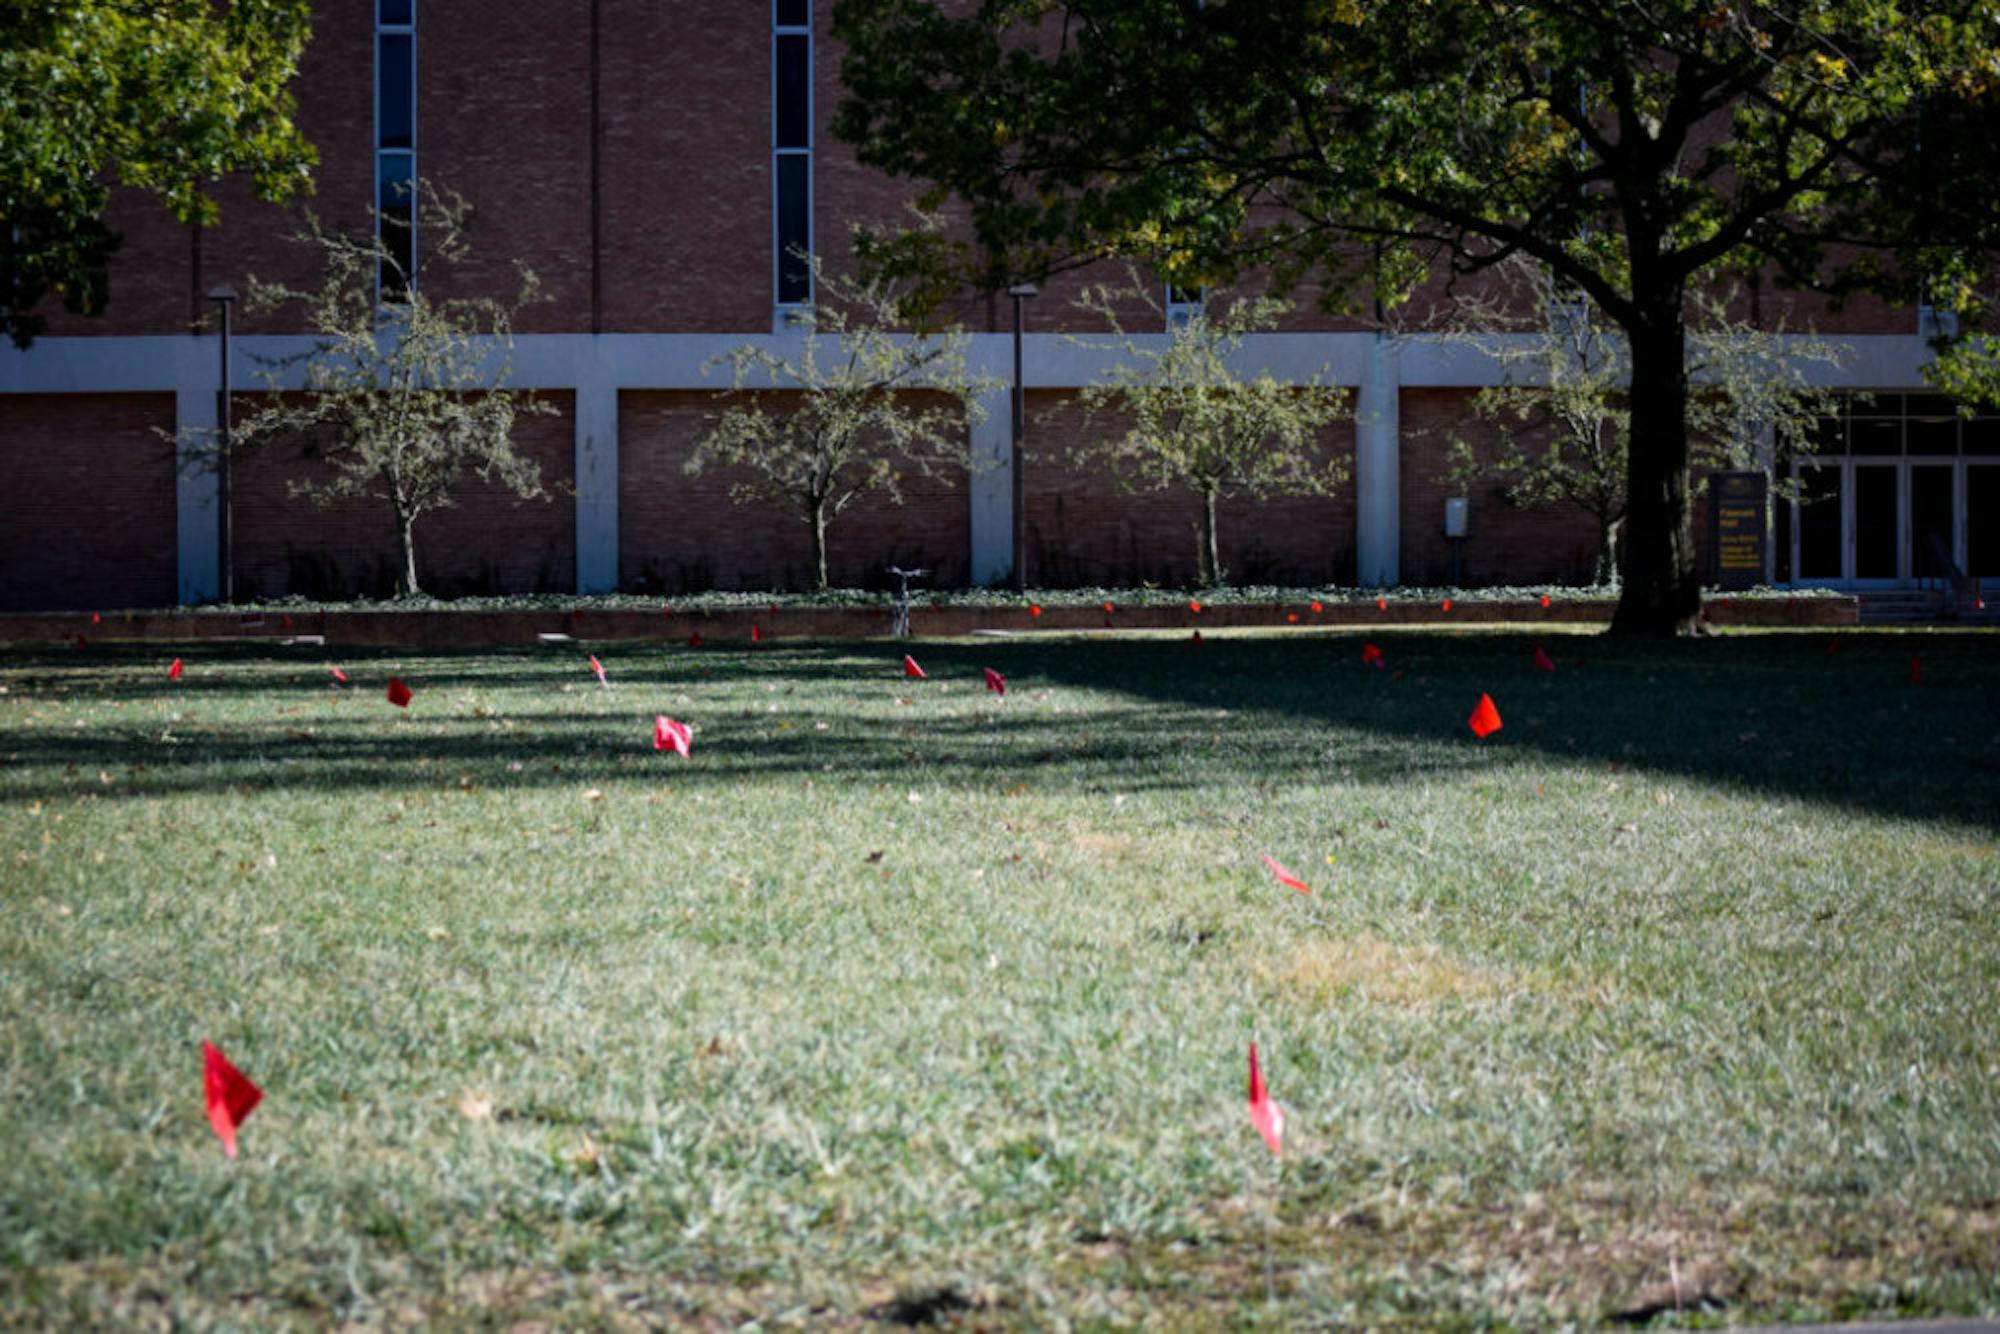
[2,632,1995,832]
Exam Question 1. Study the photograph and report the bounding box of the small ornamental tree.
[1069,286,1349,587]
[1446,266,1842,584]
[690,260,995,592]
[234,183,553,597]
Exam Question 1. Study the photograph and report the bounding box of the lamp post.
[1007,282,1037,593]
[207,285,238,604]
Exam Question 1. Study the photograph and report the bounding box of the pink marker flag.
[589,654,610,688]
[1261,853,1310,895]
[1533,646,1556,674]
[91,612,101,625]
[1909,655,1923,685]
[1362,642,1384,669]
[330,666,350,684]
[386,677,412,708]
[903,655,927,679]
[202,1040,263,1159]
[653,715,691,757]
[168,658,184,681]
[1247,1043,1285,1157]
[1468,693,1503,738]
[983,667,1007,696]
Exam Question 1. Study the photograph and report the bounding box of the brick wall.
[0,395,177,611]
[1399,388,1604,586]
[1023,391,1358,588]
[618,390,972,592]
[230,391,575,599]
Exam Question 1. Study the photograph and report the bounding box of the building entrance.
[1786,395,2000,589]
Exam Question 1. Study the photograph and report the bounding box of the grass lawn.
[1,626,1996,1328]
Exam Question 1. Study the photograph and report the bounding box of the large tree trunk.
[1610,312,1702,635]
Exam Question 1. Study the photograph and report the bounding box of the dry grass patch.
[1262,933,1504,1011]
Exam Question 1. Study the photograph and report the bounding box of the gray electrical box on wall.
[1444,497,1469,538]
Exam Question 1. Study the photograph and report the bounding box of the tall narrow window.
[773,1,812,312]
[376,1,416,300]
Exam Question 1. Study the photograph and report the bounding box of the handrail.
[1917,531,1977,609]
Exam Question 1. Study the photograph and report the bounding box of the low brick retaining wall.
[1,596,1859,648]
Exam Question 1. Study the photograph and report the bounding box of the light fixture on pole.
[207,285,239,604]
[1007,282,1038,593]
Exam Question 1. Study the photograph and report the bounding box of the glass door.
[1909,464,1956,582]
[1852,463,1900,583]
[1969,465,2000,579]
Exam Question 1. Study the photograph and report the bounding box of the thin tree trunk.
[397,510,422,597]
[1611,311,1701,635]
[1200,486,1222,587]
[810,500,829,593]
[1595,516,1621,586]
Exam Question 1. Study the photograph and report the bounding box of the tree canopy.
[833,0,2000,633]
[1,0,315,347]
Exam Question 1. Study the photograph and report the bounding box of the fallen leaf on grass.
[457,1093,493,1122]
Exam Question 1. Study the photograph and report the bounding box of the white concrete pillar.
[1354,334,1401,587]
[174,385,220,604]
[573,367,619,593]
[968,385,1014,586]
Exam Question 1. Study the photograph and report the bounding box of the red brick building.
[3,1,1992,611]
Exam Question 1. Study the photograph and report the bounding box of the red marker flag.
[1442,598,1453,612]
[1029,604,1043,618]
[1361,642,1384,669]
[1247,1043,1285,1157]
[1376,596,1387,611]
[903,655,927,679]
[1468,693,1502,738]
[654,715,691,757]
[588,654,610,688]
[1102,601,1114,614]
[751,623,762,643]
[1261,853,1310,895]
[202,1040,263,1159]
[1540,594,1551,609]
[1533,646,1556,674]
[330,666,350,685]
[1286,613,1300,624]
[91,612,101,625]
[983,667,1007,696]
[1310,600,1322,613]
[168,658,184,681]
[1189,600,1202,613]
[1909,655,1923,685]
[386,677,412,708]
[688,633,703,648]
